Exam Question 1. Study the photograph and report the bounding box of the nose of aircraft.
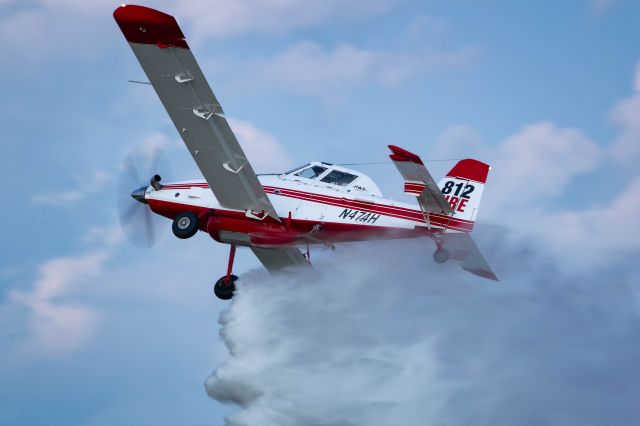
[130,186,148,204]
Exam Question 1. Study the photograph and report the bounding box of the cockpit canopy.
[280,162,382,196]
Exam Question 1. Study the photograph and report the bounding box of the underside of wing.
[114,5,278,221]
[440,233,498,281]
[251,247,310,273]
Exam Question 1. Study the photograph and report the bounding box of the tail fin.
[438,159,490,223]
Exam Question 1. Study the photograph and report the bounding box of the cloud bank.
[259,41,478,95]
[9,251,109,353]
[173,0,400,41]
[205,234,640,426]
[427,63,640,268]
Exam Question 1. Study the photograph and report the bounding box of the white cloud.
[135,132,174,160]
[9,252,109,354]
[0,0,114,62]
[589,0,619,15]
[488,122,601,210]
[611,62,640,164]
[390,60,640,265]
[262,42,375,91]
[173,0,399,41]
[429,119,640,267]
[0,8,45,52]
[31,169,111,206]
[433,122,601,214]
[81,225,125,246]
[259,41,478,95]
[406,15,449,40]
[228,118,294,173]
[538,176,640,255]
[119,123,292,179]
[475,66,640,264]
[431,125,488,159]
[0,0,400,61]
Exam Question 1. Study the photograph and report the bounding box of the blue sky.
[1,0,639,424]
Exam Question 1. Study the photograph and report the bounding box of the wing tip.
[113,4,188,49]
[388,145,424,165]
[466,267,499,281]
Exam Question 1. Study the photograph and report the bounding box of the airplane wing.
[388,145,455,216]
[440,233,498,281]
[251,247,309,273]
[114,5,279,221]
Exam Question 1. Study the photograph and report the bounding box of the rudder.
[438,159,490,223]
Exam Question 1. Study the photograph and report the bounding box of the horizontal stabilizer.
[388,145,454,216]
[440,233,498,281]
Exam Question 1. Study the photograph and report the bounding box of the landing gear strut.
[433,248,450,264]
[214,245,237,300]
[432,236,450,264]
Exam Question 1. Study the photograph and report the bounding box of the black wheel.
[433,248,450,264]
[214,275,238,300]
[172,211,199,239]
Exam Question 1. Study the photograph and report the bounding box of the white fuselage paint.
[149,165,474,237]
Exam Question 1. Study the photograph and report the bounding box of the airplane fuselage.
[144,173,472,249]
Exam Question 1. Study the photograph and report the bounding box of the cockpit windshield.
[278,162,379,195]
[294,165,327,179]
[320,170,358,186]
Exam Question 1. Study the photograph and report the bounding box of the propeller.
[116,147,172,248]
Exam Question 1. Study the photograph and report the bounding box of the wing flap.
[251,247,310,273]
[388,145,454,216]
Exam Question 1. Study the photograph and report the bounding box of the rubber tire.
[214,275,238,300]
[172,211,199,239]
[433,248,450,264]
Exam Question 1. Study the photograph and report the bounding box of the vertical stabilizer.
[438,159,490,223]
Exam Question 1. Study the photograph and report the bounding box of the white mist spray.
[206,232,640,426]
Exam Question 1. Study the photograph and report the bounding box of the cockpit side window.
[320,170,358,186]
[294,165,328,180]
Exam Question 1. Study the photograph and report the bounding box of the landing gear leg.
[214,245,238,300]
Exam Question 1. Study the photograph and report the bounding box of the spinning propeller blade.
[116,147,172,248]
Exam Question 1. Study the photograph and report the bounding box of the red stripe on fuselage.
[146,198,436,245]
[261,186,473,232]
[159,183,474,232]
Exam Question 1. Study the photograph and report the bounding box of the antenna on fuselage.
[336,158,463,167]
[127,80,152,85]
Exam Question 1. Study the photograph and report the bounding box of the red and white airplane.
[114,5,497,299]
